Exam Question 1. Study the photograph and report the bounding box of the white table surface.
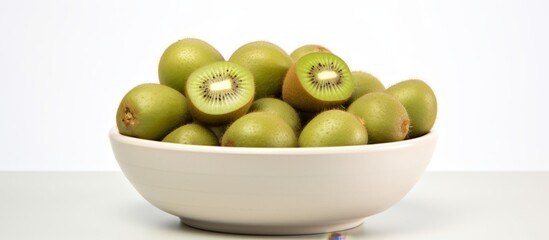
[1,172,547,240]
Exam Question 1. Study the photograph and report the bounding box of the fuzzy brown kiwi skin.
[282,63,348,112]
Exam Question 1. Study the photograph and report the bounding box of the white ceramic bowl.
[109,127,437,235]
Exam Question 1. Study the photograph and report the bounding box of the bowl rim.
[109,127,437,155]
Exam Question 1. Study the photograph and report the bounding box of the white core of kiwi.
[209,79,233,92]
[317,70,338,82]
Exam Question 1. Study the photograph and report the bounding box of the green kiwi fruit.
[299,110,368,147]
[347,92,410,143]
[290,44,332,61]
[116,83,191,140]
[221,112,297,147]
[185,61,255,126]
[282,52,353,112]
[162,123,219,146]
[249,97,301,134]
[158,38,224,93]
[228,41,292,99]
[347,71,385,104]
[386,79,437,138]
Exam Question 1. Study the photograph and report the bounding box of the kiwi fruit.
[116,83,191,140]
[228,41,292,99]
[158,38,224,93]
[347,71,385,104]
[162,123,219,146]
[249,97,301,134]
[185,61,255,126]
[282,52,353,112]
[221,112,297,147]
[299,110,368,147]
[347,92,410,143]
[290,44,332,61]
[386,79,437,138]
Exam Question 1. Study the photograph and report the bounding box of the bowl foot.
[180,217,364,235]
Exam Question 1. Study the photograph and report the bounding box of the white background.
[1,0,548,171]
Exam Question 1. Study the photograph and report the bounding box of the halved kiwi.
[185,61,255,126]
[282,52,353,112]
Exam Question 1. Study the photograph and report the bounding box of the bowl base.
[180,217,364,235]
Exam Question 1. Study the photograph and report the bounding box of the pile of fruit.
[116,38,437,147]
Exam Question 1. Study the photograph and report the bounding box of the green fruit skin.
[347,71,385,105]
[116,83,191,141]
[386,79,437,138]
[249,97,301,134]
[158,38,224,93]
[299,110,368,147]
[221,112,297,147]
[347,92,410,144]
[162,123,219,146]
[289,44,332,61]
[228,41,292,99]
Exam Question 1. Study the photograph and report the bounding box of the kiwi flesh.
[386,79,437,138]
[347,92,410,143]
[299,109,368,147]
[185,61,255,126]
[282,52,353,112]
[162,123,219,146]
[158,38,224,93]
[221,112,297,147]
[116,83,191,140]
